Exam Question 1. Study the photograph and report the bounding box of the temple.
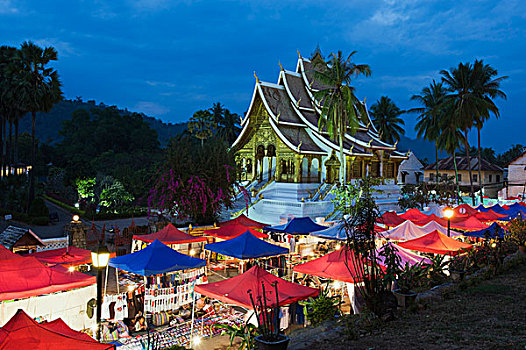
[228,52,407,224]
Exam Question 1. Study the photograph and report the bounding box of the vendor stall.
[218,214,267,229]
[463,222,507,239]
[26,246,94,268]
[0,256,96,330]
[131,223,207,254]
[398,230,473,255]
[0,310,113,349]
[204,231,288,260]
[203,222,268,240]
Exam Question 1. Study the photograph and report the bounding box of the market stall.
[381,220,463,241]
[398,230,473,255]
[217,214,267,229]
[462,222,507,239]
[203,222,268,240]
[0,256,96,330]
[264,217,327,257]
[26,246,94,268]
[131,223,207,254]
[0,310,113,349]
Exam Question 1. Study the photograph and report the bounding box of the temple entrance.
[325,153,341,184]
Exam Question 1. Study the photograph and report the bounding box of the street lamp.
[443,208,454,237]
[91,244,110,341]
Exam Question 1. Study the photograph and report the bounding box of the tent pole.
[104,266,109,296]
[115,268,120,294]
[190,281,197,347]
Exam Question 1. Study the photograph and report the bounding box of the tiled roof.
[424,156,503,172]
[0,225,44,250]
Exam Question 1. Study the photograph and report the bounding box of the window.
[385,163,395,178]
[497,175,501,183]
[473,174,478,182]
[457,174,462,181]
[489,174,493,183]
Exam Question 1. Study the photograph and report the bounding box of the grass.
[289,256,526,350]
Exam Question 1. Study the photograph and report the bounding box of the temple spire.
[254,71,260,83]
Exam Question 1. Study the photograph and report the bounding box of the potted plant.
[217,322,258,350]
[505,217,526,254]
[392,262,425,308]
[249,282,290,350]
[448,254,468,282]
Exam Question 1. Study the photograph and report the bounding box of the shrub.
[29,197,49,217]
[305,286,341,327]
[505,217,526,248]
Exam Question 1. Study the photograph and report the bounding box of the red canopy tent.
[0,309,113,350]
[450,216,488,231]
[0,257,95,301]
[194,266,318,309]
[26,246,93,267]
[398,230,473,255]
[474,209,507,221]
[203,222,268,240]
[293,248,363,283]
[133,223,207,245]
[400,208,429,221]
[453,204,478,217]
[0,245,22,261]
[218,214,267,229]
[43,318,97,343]
[379,211,405,227]
[410,214,448,227]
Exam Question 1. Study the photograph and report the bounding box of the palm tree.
[369,96,405,144]
[16,41,62,206]
[313,51,371,182]
[441,62,479,205]
[436,112,463,204]
[410,81,447,183]
[471,60,507,203]
[187,109,215,147]
[219,109,241,145]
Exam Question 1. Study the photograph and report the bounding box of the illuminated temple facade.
[228,53,407,224]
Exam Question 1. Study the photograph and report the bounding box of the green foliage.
[505,217,526,247]
[369,96,405,144]
[330,177,382,217]
[28,197,49,217]
[396,262,427,294]
[216,323,257,350]
[75,178,96,201]
[305,286,341,326]
[398,180,456,211]
[99,180,134,211]
[187,109,215,146]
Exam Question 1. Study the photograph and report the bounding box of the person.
[179,304,192,319]
[134,316,147,332]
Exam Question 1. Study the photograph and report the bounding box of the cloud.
[146,80,176,88]
[0,0,18,14]
[134,101,170,115]
[34,38,79,57]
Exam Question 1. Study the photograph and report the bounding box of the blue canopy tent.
[109,239,206,276]
[311,222,346,241]
[264,217,326,235]
[204,231,289,259]
[463,222,507,239]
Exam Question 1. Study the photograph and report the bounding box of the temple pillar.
[275,155,281,182]
[307,157,312,183]
[380,151,384,177]
[294,155,302,183]
[268,157,273,181]
[318,156,322,183]
[259,158,263,182]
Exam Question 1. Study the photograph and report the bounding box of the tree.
[208,102,241,145]
[410,80,447,183]
[148,134,237,224]
[17,41,62,207]
[471,60,507,203]
[187,109,215,147]
[436,111,463,204]
[313,51,371,182]
[369,96,405,144]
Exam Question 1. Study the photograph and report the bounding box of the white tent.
[382,220,462,241]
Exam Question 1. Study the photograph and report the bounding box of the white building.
[397,151,424,185]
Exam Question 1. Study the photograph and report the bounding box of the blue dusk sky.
[1,0,524,152]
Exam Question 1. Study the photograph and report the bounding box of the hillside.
[397,135,447,164]
[17,99,186,146]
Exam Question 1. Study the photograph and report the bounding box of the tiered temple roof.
[232,53,407,159]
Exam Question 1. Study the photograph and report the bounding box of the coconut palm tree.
[16,41,62,206]
[410,80,447,184]
[188,109,215,147]
[441,62,479,205]
[436,112,463,205]
[369,96,405,144]
[313,51,371,182]
[471,60,507,203]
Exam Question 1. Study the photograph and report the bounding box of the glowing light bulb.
[68,266,75,272]
[192,336,202,345]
